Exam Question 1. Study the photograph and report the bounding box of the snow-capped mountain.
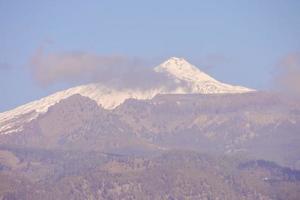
[0,57,254,135]
[155,57,252,93]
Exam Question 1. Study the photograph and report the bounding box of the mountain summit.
[155,57,216,82]
[0,57,254,135]
[155,57,253,94]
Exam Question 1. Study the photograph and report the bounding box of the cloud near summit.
[272,52,300,97]
[29,49,168,89]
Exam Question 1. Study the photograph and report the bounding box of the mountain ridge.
[0,57,254,135]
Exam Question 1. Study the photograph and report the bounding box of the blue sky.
[0,0,300,111]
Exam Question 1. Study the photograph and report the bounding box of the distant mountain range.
[1,92,299,168]
[0,57,299,199]
[0,57,253,135]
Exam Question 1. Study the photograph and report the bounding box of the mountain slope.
[2,92,299,169]
[0,57,254,135]
[114,92,300,169]
[0,149,299,200]
[0,94,162,153]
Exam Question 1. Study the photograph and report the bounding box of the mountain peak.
[163,57,190,65]
[154,57,216,83]
[158,57,195,71]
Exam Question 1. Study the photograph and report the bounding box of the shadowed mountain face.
[0,95,158,153]
[1,92,300,167]
[0,92,300,199]
[115,92,300,168]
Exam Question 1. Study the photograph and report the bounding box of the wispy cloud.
[272,52,300,97]
[29,48,169,89]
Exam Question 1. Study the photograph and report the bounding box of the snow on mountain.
[154,57,253,94]
[0,57,254,135]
